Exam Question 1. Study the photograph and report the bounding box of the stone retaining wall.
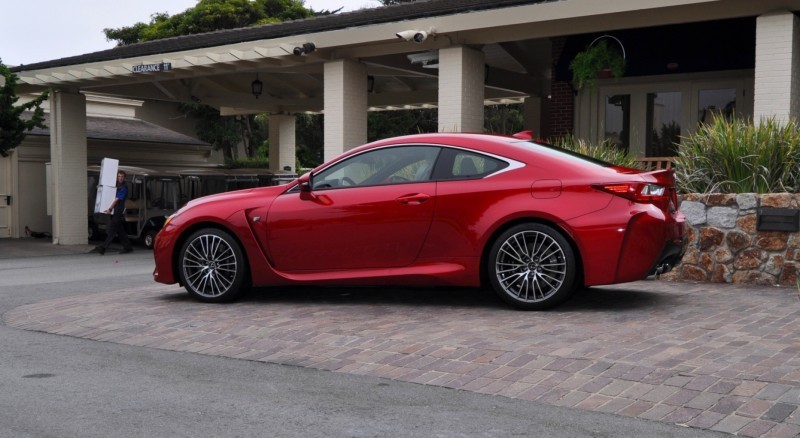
[661,193,799,286]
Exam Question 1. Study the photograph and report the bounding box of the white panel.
[99,157,119,187]
[94,186,117,213]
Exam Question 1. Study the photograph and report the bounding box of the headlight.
[163,208,185,229]
[163,214,175,229]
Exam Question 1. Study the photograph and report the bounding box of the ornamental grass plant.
[674,116,800,194]
[549,134,639,168]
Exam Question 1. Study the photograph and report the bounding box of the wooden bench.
[635,156,675,170]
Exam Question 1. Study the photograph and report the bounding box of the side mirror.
[297,172,312,193]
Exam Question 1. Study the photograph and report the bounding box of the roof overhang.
[12,0,800,114]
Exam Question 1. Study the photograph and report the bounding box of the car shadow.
[155,283,677,313]
[157,282,680,313]
[242,285,510,310]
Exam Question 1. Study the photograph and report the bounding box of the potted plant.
[569,38,626,90]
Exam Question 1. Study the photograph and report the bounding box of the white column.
[324,59,367,161]
[49,89,88,245]
[754,10,800,123]
[438,45,485,133]
[268,114,296,172]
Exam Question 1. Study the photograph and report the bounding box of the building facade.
[6,0,800,243]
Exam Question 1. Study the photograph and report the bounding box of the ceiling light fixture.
[251,73,263,99]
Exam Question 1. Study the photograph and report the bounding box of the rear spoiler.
[512,130,534,140]
[643,168,676,186]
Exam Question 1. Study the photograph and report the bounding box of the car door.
[265,146,439,272]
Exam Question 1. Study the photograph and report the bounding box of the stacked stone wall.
[662,193,799,286]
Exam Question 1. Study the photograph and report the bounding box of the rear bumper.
[569,198,687,285]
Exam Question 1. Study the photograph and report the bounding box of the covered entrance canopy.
[10,0,800,244]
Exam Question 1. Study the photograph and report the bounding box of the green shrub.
[225,157,269,169]
[675,116,800,193]
[548,134,639,168]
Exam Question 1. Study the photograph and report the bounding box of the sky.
[0,0,381,67]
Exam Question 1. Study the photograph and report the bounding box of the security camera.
[292,42,316,56]
[396,30,428,43]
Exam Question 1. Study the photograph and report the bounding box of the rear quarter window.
[436,149,509,180]
[514,141,614,168]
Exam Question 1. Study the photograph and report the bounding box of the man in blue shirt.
[92,170,133,255]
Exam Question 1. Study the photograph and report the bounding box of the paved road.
[0,239,765,437]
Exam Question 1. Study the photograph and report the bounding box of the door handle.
[396,193,431,205]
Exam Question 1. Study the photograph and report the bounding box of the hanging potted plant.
[569,36,626,90]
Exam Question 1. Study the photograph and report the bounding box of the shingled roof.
[24,113,208,146]
[12,0,555,72]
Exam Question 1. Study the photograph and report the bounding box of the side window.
[436,149,508,180]
[313,146,440,190]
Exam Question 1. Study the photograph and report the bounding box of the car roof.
[340,133,521,161]
[367,132,517,147]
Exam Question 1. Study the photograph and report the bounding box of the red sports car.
[153,133,686,310]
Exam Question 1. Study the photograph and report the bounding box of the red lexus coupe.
[153,133,686,310]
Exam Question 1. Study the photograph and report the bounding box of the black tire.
[177,228,248,303]
[142,230,157,249]
[487,223,577,310]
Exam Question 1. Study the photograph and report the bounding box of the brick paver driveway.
[5,280,800,436]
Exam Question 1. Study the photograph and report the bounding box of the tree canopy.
[104,0,330,45]
[0,59,49,157]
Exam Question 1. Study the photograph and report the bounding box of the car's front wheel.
[488,223,577,310]
[178,228,248,302]
[142,230,157,249]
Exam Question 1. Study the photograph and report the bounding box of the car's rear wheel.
[178,228,248,302]
[488,223,577,310]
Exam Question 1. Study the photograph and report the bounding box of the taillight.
[592,183,668,203]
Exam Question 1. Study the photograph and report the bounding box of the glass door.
[605,94,630,153]
[645,91,682,157]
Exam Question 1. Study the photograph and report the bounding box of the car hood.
[184,185,286,210]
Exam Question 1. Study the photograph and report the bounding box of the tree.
[0,59,49,157]
[178,103,241,161]
[368,108,437,141]
[104,0,322,45]
[296,113,325,169]
[485,104,524,135]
